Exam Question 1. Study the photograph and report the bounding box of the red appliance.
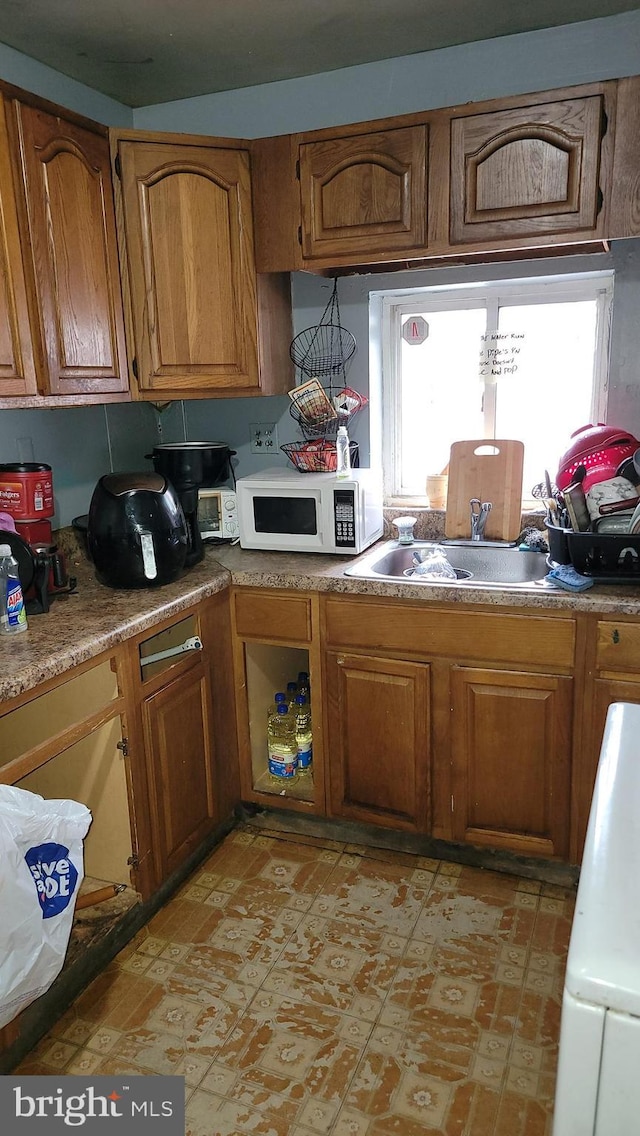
[0,463,54,520]
[556,425,640,492]
[0,529,75,613]
[14,518,53,545]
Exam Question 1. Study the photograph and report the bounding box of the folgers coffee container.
[0,463,54,520]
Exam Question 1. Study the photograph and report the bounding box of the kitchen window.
[380,272,613,503]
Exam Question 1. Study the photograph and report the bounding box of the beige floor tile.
[186,1087,293,1136]
[264,913,402,1017]
[15,828,571,1136]
[310,859,428,936]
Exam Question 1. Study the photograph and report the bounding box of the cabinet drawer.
[596,621,640,674]
[139,614,201,682]
[324,597,575,668]
[234,589,311,643]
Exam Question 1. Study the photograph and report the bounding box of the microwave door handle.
[323,491,334,548]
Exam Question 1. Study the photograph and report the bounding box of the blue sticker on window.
[24,842,78,919]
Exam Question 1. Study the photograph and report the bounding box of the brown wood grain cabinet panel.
[251,133,301,273]
[609,76,640,237]
[575,677,640,859]
[142,663,216,880]
[323,597,575,669]
[450,96,605,244]
[0,94,37,396]
[299,125,428,260]
[595,619,640,674]
[118,139,261,396]
[200,591,241,821]
[325,651,430,831]
[14,101,128,396]
[451,666,573,858]
[234,589,311,643]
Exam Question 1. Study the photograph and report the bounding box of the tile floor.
[15,825,576,1135]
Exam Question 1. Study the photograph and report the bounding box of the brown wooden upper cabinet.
[0,94,38,398]
[253,79,620,272]
[12,101,129,398]
[449,94,607,245]
[115,135,292,399]
[299,125,428,262]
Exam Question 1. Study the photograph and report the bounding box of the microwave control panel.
[334,489,356,548]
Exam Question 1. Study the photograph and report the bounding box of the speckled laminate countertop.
[2,534,640,705]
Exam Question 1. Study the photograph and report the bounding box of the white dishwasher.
[553,701,640,1136]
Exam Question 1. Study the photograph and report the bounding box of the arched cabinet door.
[118,140,260,396]
[450,95,606,244]
[0,95,37,398]
[299,125,427,261]
[14,101,128,396]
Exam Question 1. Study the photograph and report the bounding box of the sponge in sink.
[546,564,594,591]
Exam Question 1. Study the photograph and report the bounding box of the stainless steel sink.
[344,540,549,587]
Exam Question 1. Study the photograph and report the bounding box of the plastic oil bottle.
[267,703,298,785]
[0,544,28,634]
[297,671,310,702]
[294,693,313,776]
[268,691,287,719]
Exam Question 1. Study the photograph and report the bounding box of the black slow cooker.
[146,442,236,489]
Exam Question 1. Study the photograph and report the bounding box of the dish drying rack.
[282,279,366,472]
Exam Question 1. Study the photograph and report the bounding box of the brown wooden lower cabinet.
[572,677,640,860]
[450,666,573,859]
[141,654,217,881]
[325,651,430,832]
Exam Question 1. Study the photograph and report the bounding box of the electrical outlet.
[250,422,278,455]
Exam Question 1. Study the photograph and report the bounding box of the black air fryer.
[87,472,188,588]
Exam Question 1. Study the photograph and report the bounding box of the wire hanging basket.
[280,439,360,473]
[283,279,364,466]
[289,279,356,379]
[287,383,368,440]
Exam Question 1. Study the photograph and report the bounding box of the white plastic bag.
[0,785,91,1029]
[412,545,458,580]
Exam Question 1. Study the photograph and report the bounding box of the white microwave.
[236,467,383,554]
[197,487,238,540]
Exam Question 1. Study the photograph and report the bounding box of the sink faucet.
[470,499,492,541]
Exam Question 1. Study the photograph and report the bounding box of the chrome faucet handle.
[478,502,492,539]
[470,498,481,539]
[470,499,492,540]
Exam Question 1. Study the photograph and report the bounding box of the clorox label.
[24,842,78,918]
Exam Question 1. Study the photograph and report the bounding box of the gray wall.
[132,11,640,137]
[0,403,158,527]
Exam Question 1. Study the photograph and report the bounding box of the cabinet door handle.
[141,636,203,666]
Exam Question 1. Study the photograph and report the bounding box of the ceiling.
[0,0,636,108]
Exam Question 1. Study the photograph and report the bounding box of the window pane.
[496,301,597,498]
[400,307,486,493]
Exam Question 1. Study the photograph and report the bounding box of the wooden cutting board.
[445,439,525,541]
